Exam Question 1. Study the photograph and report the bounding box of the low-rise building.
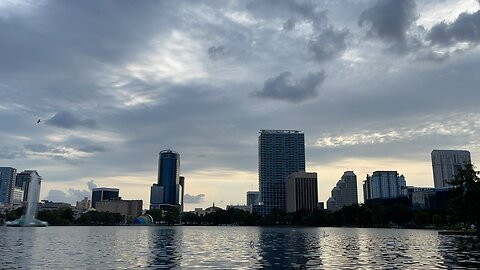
[317,202,324,210]
[38,201,72,212]
[95,199,143,223]
[92,187,119,209]
[76,197,91,211]
[406,186,449,210]
[286,172,318,213]
[226,204,252,213]
[246,191,260,206]
[192,203,223,217]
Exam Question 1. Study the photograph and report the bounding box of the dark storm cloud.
[45,111,97,129]
[252,71,326,103]
[359,0,417,51]
[245,0,348,62]
[309,27,349,62]
[283,18,296,31]
[207,45,226,60]
[183,193,206,204]
[427,9,480,46]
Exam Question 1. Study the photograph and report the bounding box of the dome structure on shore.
[134,214,154,225]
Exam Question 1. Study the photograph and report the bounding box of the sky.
[1,0,480,211]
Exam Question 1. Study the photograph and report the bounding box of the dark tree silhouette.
[448,163,480,233]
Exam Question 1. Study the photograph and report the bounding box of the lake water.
[0,226,479,269]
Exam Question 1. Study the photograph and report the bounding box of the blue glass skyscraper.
[258,130,305,215]
[157,150,180,205]
[150,150,184,210]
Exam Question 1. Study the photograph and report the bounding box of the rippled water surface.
[0,226,479,269]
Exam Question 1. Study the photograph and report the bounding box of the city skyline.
[1,1,480,210]
[1,144,473,211]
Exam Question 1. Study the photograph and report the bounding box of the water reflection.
[331,228,362,267]
[439,234,480,268]
[148,227,182,269]
[257,227,319,269]
[179,227,262,268]
[0,226,479,269]
[9,228,34,269]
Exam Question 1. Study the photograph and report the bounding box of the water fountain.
[6,171,48,227]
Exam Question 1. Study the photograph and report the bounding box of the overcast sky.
[1,0,480,210]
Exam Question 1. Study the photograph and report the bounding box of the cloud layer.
[183,194,206,204]
[428,9,480,46]
[45,180,97,205]
[45,111,97,129]
[359,0,417,45]
[252,71,326,103]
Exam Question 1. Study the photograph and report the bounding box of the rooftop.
[92,187,119,192]
[431,149,470,154]
[260,129,302,134]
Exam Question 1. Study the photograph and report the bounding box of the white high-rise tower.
[431,150,471,188]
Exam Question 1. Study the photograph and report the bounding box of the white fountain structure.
[6,171,48,227]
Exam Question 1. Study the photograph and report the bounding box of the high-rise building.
[431,150,471,188]
[15,170,42,202]
[0,167,17,205]
[258,130,305,214]
[179,176,185,212]
[326,171,358,212]
[91,187,119,208]
[246,191,260,206]
[363,171,406,201]
[150,150,183,210]
[285,172,318,213]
